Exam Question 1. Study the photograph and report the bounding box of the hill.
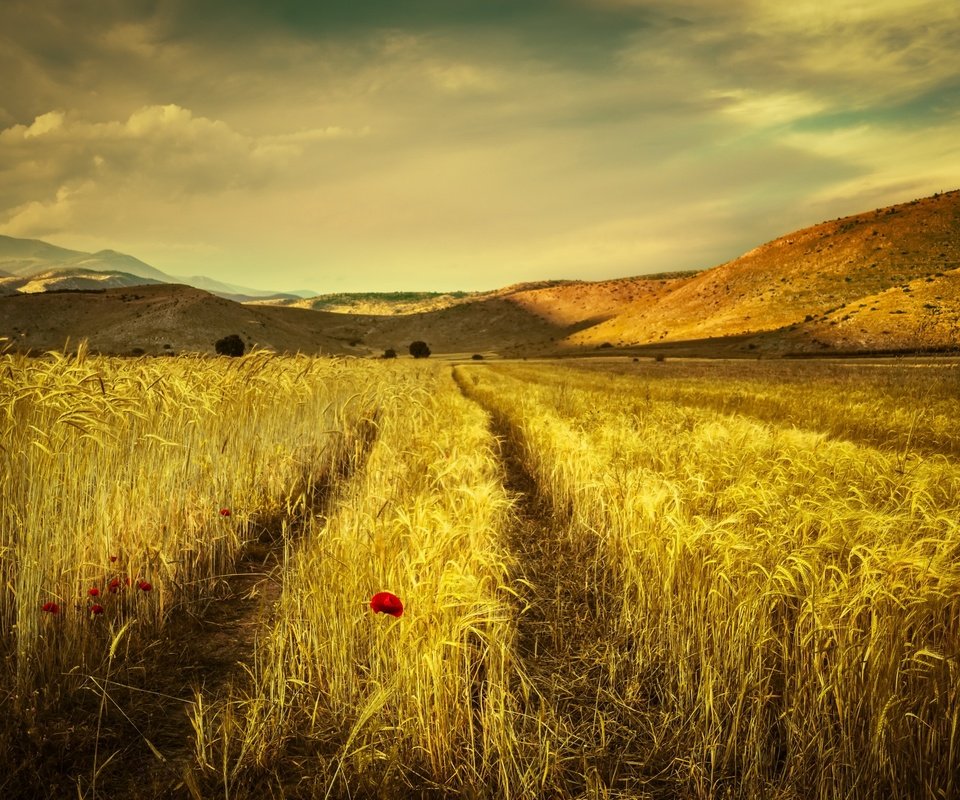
[0,284,357,356]
[1,191,957,357]
[548,190,960,351]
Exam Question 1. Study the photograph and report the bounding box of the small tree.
[382,348,397,359]
[409,340,431,359]
[215,334,245,357]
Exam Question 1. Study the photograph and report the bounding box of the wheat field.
[2,350,958,799]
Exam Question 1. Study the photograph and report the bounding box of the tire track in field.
[453,368,660,799]
[96,417,380,800]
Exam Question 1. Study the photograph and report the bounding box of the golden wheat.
[4,352,958,799]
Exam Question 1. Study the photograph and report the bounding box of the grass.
[456,361,960,798]
[2,351,958,798]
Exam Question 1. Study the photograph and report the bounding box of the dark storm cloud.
[164,0,657,61]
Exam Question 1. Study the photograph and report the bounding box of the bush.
[382,349,397,359]
[215,334,245,357]
[471,354,484,361]
[409,341,431,359]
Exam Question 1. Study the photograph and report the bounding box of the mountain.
[0,236,312,300]
[0,267,164,294]
[0,236,169,281]
[175,273,311,301]
[0,190,957,357]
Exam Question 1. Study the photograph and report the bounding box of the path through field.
[459,376,661,797]
[100,423,378,799]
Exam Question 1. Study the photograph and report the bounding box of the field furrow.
[191,366,552,798]
[4,354,958,799]
[456,367,669,797]
[456,362,960,799]
[0,351,380,797]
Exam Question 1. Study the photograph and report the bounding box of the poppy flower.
[108,578,122,593]
[88,587,100,597]
[370,591,404,617]
[219,508,232,517]
[109,555,118,563]
[90,604,105,615]
[42,601,60,614]
[136,580,152,592]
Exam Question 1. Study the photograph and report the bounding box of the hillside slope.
[0,284,357,355]
[1,191,957,357]
[559,190,960,348]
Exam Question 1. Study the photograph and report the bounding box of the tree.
[409,340,431,359]
[382,348,397,359]
[215,334,245,357]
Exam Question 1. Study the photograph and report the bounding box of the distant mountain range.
[0,235,316,301]
[1,190,958,357]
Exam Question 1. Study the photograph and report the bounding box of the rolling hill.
[0,284,361,356]
[0,190,957,357]
[544,189,960,350]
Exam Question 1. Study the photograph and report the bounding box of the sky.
[0,1,958,293]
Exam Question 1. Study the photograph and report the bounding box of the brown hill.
[555,190,960,349]
[770,267,960,353]
[0,284,359,356]
[277,190,959,356]
[1,191,957,357]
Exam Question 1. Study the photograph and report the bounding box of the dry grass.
[194,365,551,798]
[458,362,960,798]
[2,352,958,798]
[0,348,376,781]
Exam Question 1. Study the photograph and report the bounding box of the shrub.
[383,349,397,359]
[471,354,484,361]
[215,334,245,357]
[409,341,431,359]
[600,342,614,349]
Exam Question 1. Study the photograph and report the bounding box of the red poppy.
[108,578,122,593]
[370,591,404,617]
[88,587,100,597]
[90,604,105,615]
[42,601,60,614]
[219,508,232,517]
[109,555,118,563]
[136,580,152,592]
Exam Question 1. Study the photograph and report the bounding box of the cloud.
[0,0,957,291]
[0,104,368,217]
[1,184,86,238]
[23,110,65,138]
[784,118,960,211]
